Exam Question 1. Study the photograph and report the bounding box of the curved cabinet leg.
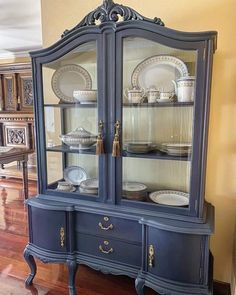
[67,261,78,295]
[135,278,145,295]
[23,248,37,286]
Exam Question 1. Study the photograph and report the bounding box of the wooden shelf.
[46,145,96,155]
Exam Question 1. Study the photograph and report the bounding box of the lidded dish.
[59,127,97,150]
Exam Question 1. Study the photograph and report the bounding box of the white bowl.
[73,90,97,104]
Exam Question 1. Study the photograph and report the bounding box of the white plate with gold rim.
[149,190,189,206]
[131,55,188,92]
[52,64,92,103]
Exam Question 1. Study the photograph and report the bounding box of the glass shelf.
[44,103,97,108]
[46,145,96,155]
[123,102,194,108]
[122,150,191,161]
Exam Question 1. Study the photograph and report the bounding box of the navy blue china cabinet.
[24,1,217,294]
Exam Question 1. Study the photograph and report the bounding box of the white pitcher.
[172,76,196,102]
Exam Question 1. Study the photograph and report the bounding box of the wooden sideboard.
[0,63,37,181]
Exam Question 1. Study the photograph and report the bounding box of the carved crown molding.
[62,0,164,38]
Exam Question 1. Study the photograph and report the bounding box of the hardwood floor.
[0,178,223,295]
[0,178,156,295]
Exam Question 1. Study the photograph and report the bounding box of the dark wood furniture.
[0,148,32,199]
[0,63,36,181]
[24,1,217,295]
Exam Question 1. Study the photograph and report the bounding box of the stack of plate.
[80,178,98,195]
[123,182,148,201]
[160,143,192,156]
[124,142,157,154]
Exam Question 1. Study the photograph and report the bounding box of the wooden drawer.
[76,233,142,267]
[76,212,141,243]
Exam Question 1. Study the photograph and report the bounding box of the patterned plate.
[64,166,87,185]
[149,190,189,206]
[131,55,188,92]
[51,64,92,103]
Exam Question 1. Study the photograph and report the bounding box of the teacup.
[57,181,74,192]
[159,91,174,100]
[125,87,145,103]
[147,87,159,103]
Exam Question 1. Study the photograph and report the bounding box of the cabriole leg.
[135,278,145,295]
[67,261,78,295]
[24,248,37,286]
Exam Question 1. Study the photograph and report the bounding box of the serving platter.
[149,190,189,206]
[51,64,92,103]
[131,55,188,92]
[64,166,87,185]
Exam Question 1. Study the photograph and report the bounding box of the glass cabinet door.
[42,41,102,199]
[120,36,198,213]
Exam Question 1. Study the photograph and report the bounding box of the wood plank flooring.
[0,178,222,295]
[0,178,156,295]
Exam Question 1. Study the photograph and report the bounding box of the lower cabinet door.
[148,227,205,284]
[76,233,142,267]
[29,206,68,252]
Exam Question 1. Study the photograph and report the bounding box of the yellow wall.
[41,0,236,286]
[0,56,30,64]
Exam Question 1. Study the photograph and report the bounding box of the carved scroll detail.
[62,0,164,38]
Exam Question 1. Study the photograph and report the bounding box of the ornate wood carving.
[62,0,164,37]
[17,72,33,110]
[3,123,30,149]
[7,128,26,145]
[23,79,33,106]
[3,75,17,111]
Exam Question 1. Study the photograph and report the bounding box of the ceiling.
[0,0,42,59]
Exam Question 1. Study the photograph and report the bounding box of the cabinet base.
[136,253,213,295]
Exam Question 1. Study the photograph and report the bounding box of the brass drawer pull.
[99,245,114,254]
[149,245,155,267]
[98,222,114,231]
[60,227,65,247]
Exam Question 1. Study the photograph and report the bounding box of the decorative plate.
[149,190,189,206]
[123,182,147,192]
[51,64,92,103]
[64,166,87,185]
[131,55,188,92]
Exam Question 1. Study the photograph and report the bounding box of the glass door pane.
[122,37,197,209]
[42,41,100,198]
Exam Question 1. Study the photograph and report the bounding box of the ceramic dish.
[80,188,97,195]
[125,144,157,154]
[64,166,87,186]
[51,64,92,103]
[56,181,76,192]
[60,127,97,150]
[131,55,188,92]
[149,190,189,206]
[80,178,98,188]
[123,182,147,192]
[157,98,175,103]
[73,90,97,104]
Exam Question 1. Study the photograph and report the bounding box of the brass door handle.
[98,222,114,231]
[149,245,155,267]
[60,227,65,247]
[99,245,114,254]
